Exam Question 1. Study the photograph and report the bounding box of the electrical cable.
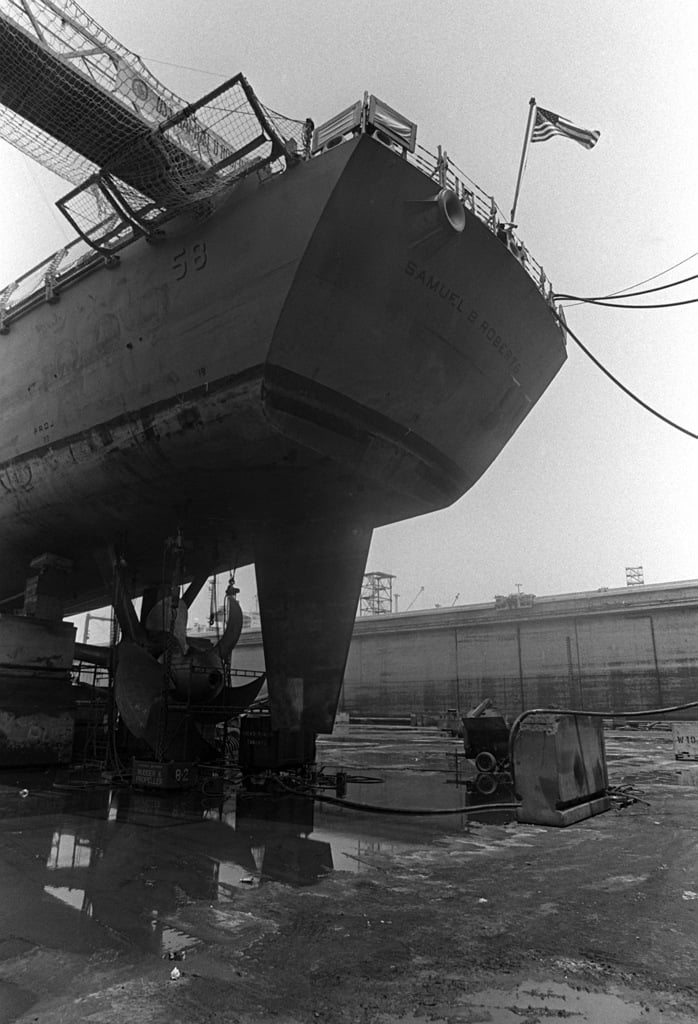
[311,791,521,815]
[551,309,698,440]
[317,763,458,775]
[557,251,698,307]
[271,771,519,816]
[607,784,650,808]
[291,785,519,816]
[313,767,384,785]
[562,295,698,310]
[555,269,698,303]
[611,250,698,292]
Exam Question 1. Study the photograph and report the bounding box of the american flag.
[531,106,600,149]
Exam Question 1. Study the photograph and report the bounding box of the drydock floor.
[1,725,697,1023]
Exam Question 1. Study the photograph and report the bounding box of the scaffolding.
[625,566,645,587]
[359,572,395,616]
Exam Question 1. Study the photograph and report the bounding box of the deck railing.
[408,143,551,300]
[0,236,106,333]
[1,119,555,331]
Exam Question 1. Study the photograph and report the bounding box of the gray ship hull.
[0,134,566,731]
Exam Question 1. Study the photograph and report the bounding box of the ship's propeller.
[85,552,260,757]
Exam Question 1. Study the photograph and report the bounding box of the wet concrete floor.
[0,725,697,1022]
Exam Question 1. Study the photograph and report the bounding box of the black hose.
[273,772,519,816]
[312,791,521,815]
[551,308,698,440]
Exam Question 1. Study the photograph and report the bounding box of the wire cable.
[562,294,698,310]
[143,56,228,80]
[552,309,698,440]
[555,270,698,303]
[558,251,698,307]
[613,250,698,292]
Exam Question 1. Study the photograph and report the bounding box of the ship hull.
[0,135,565,732]
[0,135,565,608]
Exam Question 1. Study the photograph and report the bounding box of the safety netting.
[55,72,309,250]
[0,0,309,253]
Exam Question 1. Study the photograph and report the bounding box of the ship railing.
[1,109,556,329]
[308,93,554,304]
[0,235,107,333]
[407,143,553,303]
[0,82,311,331]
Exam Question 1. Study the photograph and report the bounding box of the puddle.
[158,924,203,957]
[44,885,90,913]
[0,737,517,960]
[466,980,653,1022]
[340,768,467,812]
[0,727,622,964]
[0,773,444,958]
[3,726,698,1020]
[0,755,517,963]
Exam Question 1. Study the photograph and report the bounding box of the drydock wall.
[231,580,698,720]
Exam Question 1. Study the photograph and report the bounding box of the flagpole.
[510,96,536,225]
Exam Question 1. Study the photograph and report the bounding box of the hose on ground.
[273,772,519,815]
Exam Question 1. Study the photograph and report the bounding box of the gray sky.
[2,0,697,621]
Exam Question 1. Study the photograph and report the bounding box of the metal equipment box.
[672,723,698,761]
[462,714,510,764]
[513,713,610,827]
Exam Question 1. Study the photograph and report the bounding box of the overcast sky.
[2,0,697,625]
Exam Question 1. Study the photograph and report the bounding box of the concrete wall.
[231,580,698,720]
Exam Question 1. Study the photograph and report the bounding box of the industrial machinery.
[460,699,611,825]
[462,709,513,797]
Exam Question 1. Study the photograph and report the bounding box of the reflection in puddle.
[44,885,90,913]
[343,768,463,811]
[468,980,650,1023]
[159,924,201,957]
[47,829,92,870]
[5,742,516,960]
[27,783,425,956]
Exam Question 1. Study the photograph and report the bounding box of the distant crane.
[406,586,424,611]
[450,593,460,606]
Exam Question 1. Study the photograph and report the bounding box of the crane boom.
[406,587,425,611]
